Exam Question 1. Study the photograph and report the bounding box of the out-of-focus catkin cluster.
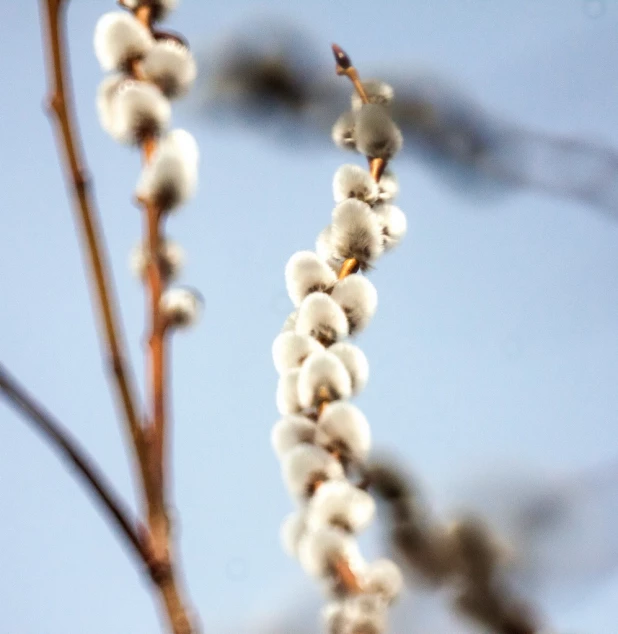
[94,0,201,324]
[272,46,407,634]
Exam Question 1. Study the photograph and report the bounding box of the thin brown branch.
[39,0,146,479]
[0,362,149,568]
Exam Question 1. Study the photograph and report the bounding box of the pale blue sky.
[1,1,617,633]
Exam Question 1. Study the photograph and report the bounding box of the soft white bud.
[160,287,202,328]
[355,104,403,160]
[129,238,184,281]
[307,480,375,533]
[94,12,154,72]
[377,169,399,202]
[322,595,388,634]
[281,444,344,500]
[271,414,316,460]
[333,164,379,205]
[141,39,197,98]
[316,401,371,463]
[295,292,349,346]
[331,199,384,270]
[360,559,404,604]
[328,342,369,395]
[108,79,170,144]
[298,526,363,580]
[272,331,324,374]
[136,129,198,212]
[120,0,178,22]
[297,351,352,409]
[332,110,357,151]
[281,311,298,333]
[316,225,344,271]
[96,74,125,138]
[330,275,378,335]
[285,251,337,307]
[351,80,395,112]
[276,368,302,415]
[280,511,307,558]
[373,203,407,250]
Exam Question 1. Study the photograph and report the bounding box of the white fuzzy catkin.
[307,480,376,534]
[328,342,369,395]
[96,74,125,139]
[282,444,344,500]
[315,226,343,271]
[316,401,371,463]
[129,238,184,280]
[94,12,154,71]
[281,311,298,333]
[160,287,201,328]
[298,526,363,580]
[295,292,349,345]
[373,203,407,250]
[285,251,337,307]
[331,199,384,269]
[136,129,198,211]
[351,79,395,111]
[276,368,302,415]
[377,169,399,202]
[272,332,324,374]
[120,0,179,22]
[141,39,197,98]
[297,350,352,409]
[271,414,316,460]
[322,595,388,634]
[355,104,403,160]
[333,164,379,205]
[361,559,404,604]
[332,110,357,151]
[280,511,307,558]
[331,275,378,335]
[107,79,171,144]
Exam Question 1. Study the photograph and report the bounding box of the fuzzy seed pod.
[160,286,202,328]
[355,104,403,160]
[276,368,302,415]
[331,199,384,270]
[141,39,197,98]
[272,332,324,374]
[331,275,378,335]
[322,595,388,634]
[96,74,125,138]
[316,401,371,463]
[282,444,344,501]
[333,164,379,205]
[377,169,399,202]
[332,110,357,151]
[280,511,307,558]
[295,292,349,346]
[373,204,407,250]
[361,559,404,604]
[120,0,179,22]
[271,414,316,460]
[297,350,352,409]
[328,342,369,395]
[94,12,154,72]
[298,526,363,580]
[315,226,344,271]
[351,79,395,112]
[129,238,184,281]
[285,251,337,307]
[107,79,171,144]
[136,129,198,211]
[307,480,375,534]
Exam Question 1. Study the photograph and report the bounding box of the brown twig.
[0,362,149,568]
[39,0,146,483]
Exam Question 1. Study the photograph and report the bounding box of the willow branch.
[39,0,146,474]
[0,362,149,568]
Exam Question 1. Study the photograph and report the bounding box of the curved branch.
[0,362,149,568]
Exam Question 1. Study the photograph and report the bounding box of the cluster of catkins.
[272,79,407,634]
[94,0,201,325]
